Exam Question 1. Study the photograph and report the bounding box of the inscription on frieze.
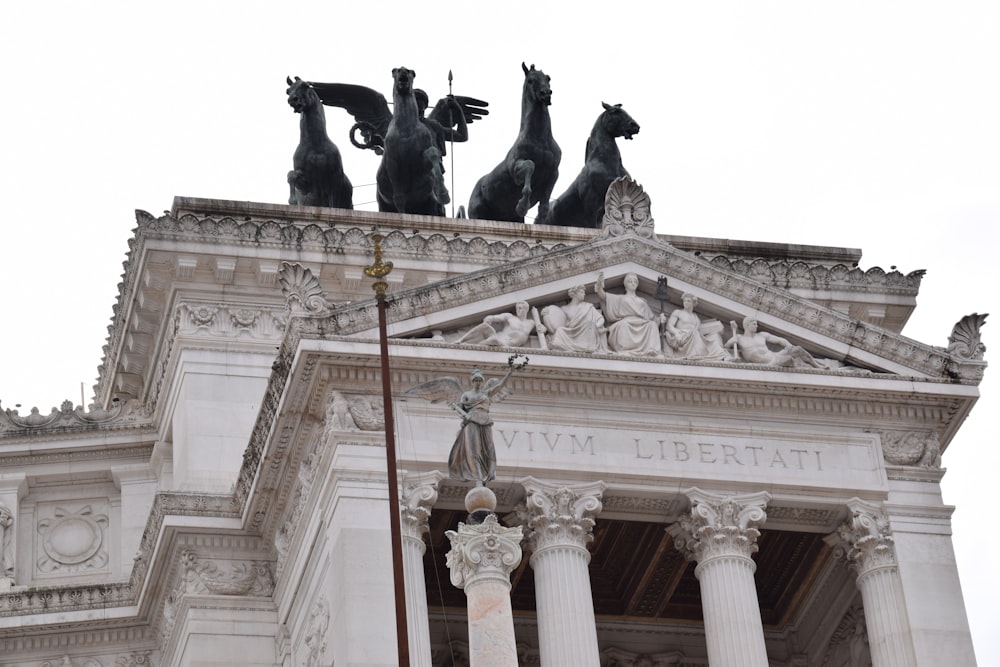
[398,404,885,492]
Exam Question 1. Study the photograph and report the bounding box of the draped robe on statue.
[449,389,497,482]
[603,292,662,356]
[548,302,609,353]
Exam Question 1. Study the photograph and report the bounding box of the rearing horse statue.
[377,67,449,216]
[286,76,354,209]
[468,63,561,223]
[547,102,639,228]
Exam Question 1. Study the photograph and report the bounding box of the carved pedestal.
[669,489,771,667]
[446,513,523,667]
[831,499,917,667]
[522,478,606,667]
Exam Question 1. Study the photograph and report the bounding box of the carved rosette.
[831,501,897,575]
[36,504,110,575]
[400,472,443,543]
[521,478,606,554]
[445,513,523,590]
[670,489,770,564]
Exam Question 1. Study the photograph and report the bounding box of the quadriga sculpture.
[547,102,639,228]
[285,76,353,209]
[307,69,487,216]
[468,63,561,223]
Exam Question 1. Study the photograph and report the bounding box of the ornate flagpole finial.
[363,230,394,300]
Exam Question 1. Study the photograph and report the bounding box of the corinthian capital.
[520,477,606,553]
[445,514,523,590]
[669,488,771,562]
[830,498,897,574]
[400,470,444,541]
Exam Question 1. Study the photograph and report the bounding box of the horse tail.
[350,121,385,155]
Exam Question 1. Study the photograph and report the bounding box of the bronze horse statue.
[468,63,561,223]
[285,76,353,209]
[547,102,639,228]
[376,67,454,215]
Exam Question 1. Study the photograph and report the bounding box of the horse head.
[521,62,552,106]
[600,102,640,140]
[391,67,416,96]
[286,76,318,114]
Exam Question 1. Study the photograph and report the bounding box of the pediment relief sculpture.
[420,272,858,372]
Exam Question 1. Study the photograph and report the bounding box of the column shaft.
[446,513,523,667]
[400,472,443,667]
[831,499,917,667]
[669,488,771,667]
[521,478,605,667]
[696,553,768,667]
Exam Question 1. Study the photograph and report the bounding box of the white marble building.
[0,179,984,666]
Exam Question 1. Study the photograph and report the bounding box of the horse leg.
[513,159,535,218]
[535,179,557,225]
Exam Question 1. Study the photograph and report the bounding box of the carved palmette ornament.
[946,312,988,363]
[599,177,655,239]
[278,261,335,316]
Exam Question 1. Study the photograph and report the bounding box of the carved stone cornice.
[0,400,153,438]
[445,513,523,590]
[669,489,771,563]
[829,499,897,575]
[520,478,605,553]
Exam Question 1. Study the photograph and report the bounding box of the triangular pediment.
[292,225,962,381]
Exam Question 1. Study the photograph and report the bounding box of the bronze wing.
[427,95,490,129]
[308,82,392,153]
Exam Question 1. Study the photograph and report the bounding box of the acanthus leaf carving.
[669,489,770,563]
[520,478,605,553]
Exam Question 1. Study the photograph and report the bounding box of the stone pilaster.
[0,473,26,589]
[400,471,444,667]
[521,478,606,667]
[829,499,917,667]
[446,513,523,667]
[668,488,771,667]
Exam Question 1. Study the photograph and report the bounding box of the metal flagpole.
[448,69,455,218]
[364,231,410,666]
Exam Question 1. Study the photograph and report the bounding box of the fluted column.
[400,471,444,667]
[668,488,771,667]
[829,499,916,667]
[521,478,605,667]
[446,513,523,667]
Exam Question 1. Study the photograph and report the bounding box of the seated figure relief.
[457,300,544,348]
[724,316,823,368]
[541,285,609,353]
[595,272,664,357]
[662,293,728,361]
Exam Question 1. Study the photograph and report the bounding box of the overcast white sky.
[1,2,997,662]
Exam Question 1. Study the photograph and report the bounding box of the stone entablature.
[95,195,933,409]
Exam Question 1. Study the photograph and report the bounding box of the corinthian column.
[521,478,606,667]
[400,471,444,667]
[829,499,916,667]
[668,488,771,667]
[446,513,523,667]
